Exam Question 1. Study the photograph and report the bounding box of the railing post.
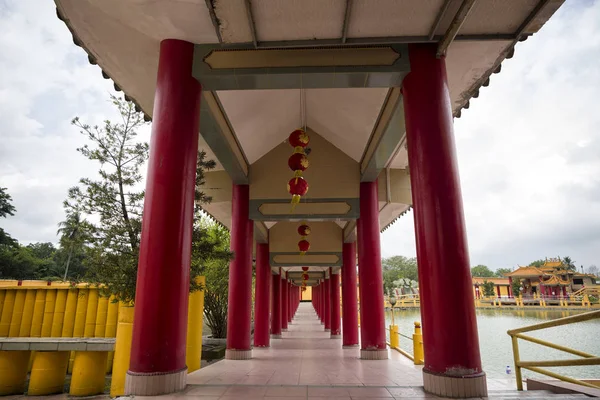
[511,335,523,390]
[389,325,399,349]
[413,322,424,365]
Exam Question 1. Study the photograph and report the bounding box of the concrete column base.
[271,334,282,339]
[225,349,252,360]
[342,344,359,348]
[330,334,341,339]
[125,367,186,396]
[423,370,487,398]
[360,349,389,360]
[282,328,288,332]
[324,328,331,332]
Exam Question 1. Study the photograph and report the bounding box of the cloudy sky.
[1,1,599,272]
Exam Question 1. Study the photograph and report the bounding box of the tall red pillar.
[402,43,486,397]
[330,270,341,338]
[225,184,253,360]
[281,273,289,331]
[341,242,359,347]
[271,272,282,338]
[288,282,293,323]
[323,276,331,331]
[254,243,270,347]
[357,181,388,360]
[127,39,201,395]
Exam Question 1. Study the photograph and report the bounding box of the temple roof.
[505,266,546,277]
[472,277,509,285]
[541,275,570,286]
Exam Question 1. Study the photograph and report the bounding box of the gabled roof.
[541,275,570,286]
[472,277,509,285]
[506,266,546,277]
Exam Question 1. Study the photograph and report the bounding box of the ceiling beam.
[204,0,223,44]
[428,0,453,40]
[360,88,405,182]
[341,0,353,44]
[343,220,356,243]
[243,0,258,48]
[254,221,268,244]
[437,0,478,57]
[199,92,249,184]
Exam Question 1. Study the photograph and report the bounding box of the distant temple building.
[505,258,596,297]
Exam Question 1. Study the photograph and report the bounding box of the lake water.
[385,309,600,380]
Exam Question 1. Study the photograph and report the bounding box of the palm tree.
[57,211,84,280]
[562,256,576,271]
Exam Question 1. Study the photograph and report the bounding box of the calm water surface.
[385,309,600,379]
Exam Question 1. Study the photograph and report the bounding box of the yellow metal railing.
[507,309,600,391]
[387,322,424,365]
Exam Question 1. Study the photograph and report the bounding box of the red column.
[342,242,358,347]
[330,270,341,338]
[225,184,253,360]
[288,282,293,322]
[402,43,486,397]
[357,181,387,360]
[281,274,289,331]
[315,285,321,319]
[323,277,331,331]
[127,39,201,395]
[254,243,270,347]
[271,272,282,338]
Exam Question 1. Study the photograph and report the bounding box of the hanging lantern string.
[299,88,307,132]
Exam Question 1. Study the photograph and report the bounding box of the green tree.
[482,280,496,297]
[471,265,495,277]
[562,256,576,271]
[511,278,522,297]
[0,187,16,218]
[496,268,512,277]
[382,256,418,295]
[528,259,545,267]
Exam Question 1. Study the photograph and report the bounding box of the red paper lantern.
[298,239,310,255]
[302,266,309,272]
[288,153,309,176]
[288,177,309,209]
[298,225,311,237]
[289,129,310,148]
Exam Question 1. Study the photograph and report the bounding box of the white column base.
[423,369,487,398]
[360,349,389,360]
[281,328,288,332]
[271,334,282,339]
[225,349,252,360]
[324,328,331,332]
[125,367,186,396]
[330,334,341,339]
[342,344,359,348]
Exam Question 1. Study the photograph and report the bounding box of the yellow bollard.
[413,322,424,365]
[84,289,99,337]
[70,351,108,396]
[51,289,68,337]
[104,298,119,374]
[0,290,5,319]
[41,289,56,337]
[30,289,47,337]
[18,289,36,337]
[186,277,205,373]
[28,351,69,395]
[110,305,134,398]
[70,288,88,373]
[389,325,399,349]
[95,295,109,337]
[61,289,78,337]
[0,350,30,395]
[9,290,27,337]
[0,290,16,336]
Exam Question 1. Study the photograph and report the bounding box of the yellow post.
[61,289,78,338]
[0,350,30,395]
[30,289,47,337]
[413,322,424,365]
[28,351,69,395]
[84,289,99,337]
[51,289,68,337]
[389,325,399,349]
[18,289,36,337]
[0,290,16,336]
[9,289,27,337]
[186,277,205,373]
[105,297,119,373]
[511,335,523,391]
[70,351,108,396]
[110,305,134,398]
[41,289,56,337]
[70,288,88,372]
[95,295,109,337]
